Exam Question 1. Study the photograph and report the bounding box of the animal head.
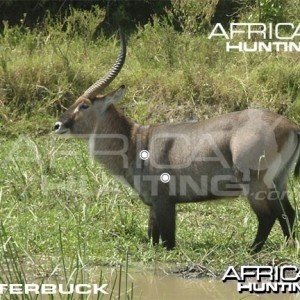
[54,29,126,137]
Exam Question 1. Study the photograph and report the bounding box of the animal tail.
[294,132,300,177]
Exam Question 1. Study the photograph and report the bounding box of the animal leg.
[152,197,176,250]
[148,206,160,245]
[250,211,276,253]
[247,185,276,253]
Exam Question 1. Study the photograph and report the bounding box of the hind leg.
[249,197,277,253]
[248,184,296,253]
[246,182,277,253]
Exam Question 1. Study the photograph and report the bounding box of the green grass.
[1,4,300,296]
[1,135,300,276]
[0,221,133,300]
[1,9,300,137]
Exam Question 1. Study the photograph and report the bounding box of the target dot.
[160,173,171,183]
[139,150,150,160]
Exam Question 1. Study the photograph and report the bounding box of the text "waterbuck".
[54,30,300,253]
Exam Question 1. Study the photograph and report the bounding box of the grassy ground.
[1,135,300,275]
[1,4,300,296]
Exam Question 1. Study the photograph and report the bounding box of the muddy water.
[97,267,300,300]
[14,262,300,300]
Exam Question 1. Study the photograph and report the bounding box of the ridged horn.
[83,28,126,99]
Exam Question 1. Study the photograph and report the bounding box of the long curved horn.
[83,28,126,99]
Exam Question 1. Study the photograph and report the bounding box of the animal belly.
[174,174,243,203]
[134,170,243,204]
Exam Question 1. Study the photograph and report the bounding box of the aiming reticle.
[139,150,150,160]
[160,173,171,183]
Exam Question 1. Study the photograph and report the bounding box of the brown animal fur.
[55,86,300,253]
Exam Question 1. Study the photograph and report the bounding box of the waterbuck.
[54,30,300,253]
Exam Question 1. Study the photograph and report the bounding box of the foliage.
[238,0,300,22]
[259,0,284,22]
[0,221,133,299]
[0,0,171,32]
[1,4,300,137]
[169,0,219,33]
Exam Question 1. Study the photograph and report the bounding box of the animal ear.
[93,85,126,111]
[103,85,126,106]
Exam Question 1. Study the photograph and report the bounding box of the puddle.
[95,267,300,300]
[3,262,300,300]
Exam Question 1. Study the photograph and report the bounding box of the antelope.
[54,30,300,253]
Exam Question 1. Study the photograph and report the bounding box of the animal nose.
[54,122,62,131]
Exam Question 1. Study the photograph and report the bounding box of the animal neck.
[89,104,139,177]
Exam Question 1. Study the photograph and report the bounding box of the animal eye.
[79,103,89,110]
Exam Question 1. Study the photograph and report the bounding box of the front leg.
[148,206,160,245]
[152,197,176,250]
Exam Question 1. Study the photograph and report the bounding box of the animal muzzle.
[54,121,70,134]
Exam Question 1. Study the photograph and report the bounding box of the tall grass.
[0,221,134,299]
[0,6,300,137]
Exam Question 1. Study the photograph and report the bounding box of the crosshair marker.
[160,173,171,183]
[139,150,150,160]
